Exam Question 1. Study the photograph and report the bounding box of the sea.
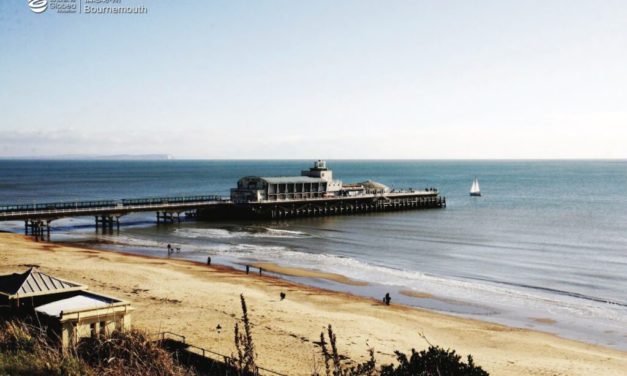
[1,159,626,350]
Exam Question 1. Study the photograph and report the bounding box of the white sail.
[470,178,481,195]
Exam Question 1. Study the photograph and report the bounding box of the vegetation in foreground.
[0,320,190,376]
[226,294,489,376]
[0,295,488,376]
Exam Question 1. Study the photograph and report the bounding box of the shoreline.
[248,261,369,286]
[1,233,626,375]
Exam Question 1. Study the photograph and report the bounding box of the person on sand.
[383,293,391,305]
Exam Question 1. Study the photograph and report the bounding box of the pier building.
[230,160,391,203]
[230,160,343,203]
[218,160,445,219]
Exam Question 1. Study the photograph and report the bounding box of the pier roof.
[260,176,326,184]
[0,268,85,299]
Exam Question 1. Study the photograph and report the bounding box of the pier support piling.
[95,215,121,232]
[156,211,180,224]
[24,219,51,238]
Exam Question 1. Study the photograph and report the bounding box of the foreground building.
[0,268,132,348]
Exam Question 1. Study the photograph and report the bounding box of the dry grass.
[0,319,191,376]
[228,294,260,376]
[76,329,192,376]
[0,320,88,375]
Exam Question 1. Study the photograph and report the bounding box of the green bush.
[380,346,489,376]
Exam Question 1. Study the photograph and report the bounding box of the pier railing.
[252,189,438,204]
[0,195,225,214]
[0,195,231,223]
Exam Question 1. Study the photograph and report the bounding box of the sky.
[1,0,626,159]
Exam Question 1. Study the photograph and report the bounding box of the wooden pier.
[0,195,226,235]
[1,192,446,235]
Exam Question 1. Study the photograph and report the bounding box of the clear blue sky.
[1,0,626,159]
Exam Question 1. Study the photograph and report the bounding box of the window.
[90,323,96,337]
[99,321,106,336]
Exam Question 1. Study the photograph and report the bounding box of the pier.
[0,195,226,235]
[0,161,447,234]
[1,191,445,234]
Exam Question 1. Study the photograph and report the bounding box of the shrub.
[0,319,189,376]
[76,329,191,376]
[380,346,489,376]
[315,325,489,376]
[0,320,90,376]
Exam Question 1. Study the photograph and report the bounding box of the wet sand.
[249,262,368,286]
[1,233,626,376]
[531,317,558,325]
[399,289,434,299]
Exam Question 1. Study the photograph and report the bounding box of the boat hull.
[470,192,481,197]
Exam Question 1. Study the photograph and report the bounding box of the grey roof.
[260,176,326,184]
[35,293,119,317]
[358,180,390,190]
[0,268,85,298]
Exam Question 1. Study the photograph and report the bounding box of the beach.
[1,233,626,376]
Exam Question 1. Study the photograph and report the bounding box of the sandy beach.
[1,233,626,376]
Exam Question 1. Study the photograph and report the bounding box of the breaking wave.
[173,227,308,239]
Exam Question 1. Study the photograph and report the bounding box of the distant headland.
[1,154,174,160]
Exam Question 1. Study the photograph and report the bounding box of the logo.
[28,0,48,13]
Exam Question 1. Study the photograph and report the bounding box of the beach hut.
[0,268,133,349]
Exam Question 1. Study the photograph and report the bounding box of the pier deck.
[0,191,445,234]
[0,195,227,235]
[0,196,226,221]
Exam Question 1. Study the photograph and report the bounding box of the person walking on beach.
[167,244,172,255]
[383,293,391,305]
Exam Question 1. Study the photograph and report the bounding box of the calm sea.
[1,160,626,349]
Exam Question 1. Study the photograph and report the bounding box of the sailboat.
[470,177,481,197]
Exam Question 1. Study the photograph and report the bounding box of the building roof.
[0,268,85,299]
[358,180,390,191]
[34,293,119,318]
[260,176,326,184]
